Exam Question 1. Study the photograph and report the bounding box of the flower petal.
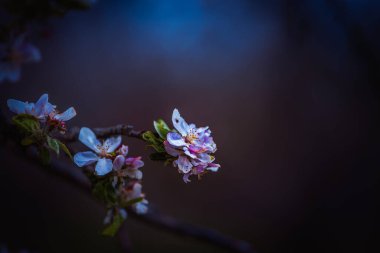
[134,201,148,214]
[104,136,122,153]
[193,164,207,174]
[119,145,128,156]
[126,168,143,180]
[135,170,143,180]
[164,141,181,157]
[119,208,128,219]
[54,107,76,121]
[196,153,214,163]
[95,158,113,176]
[34,93,49,117]
[7,99,26,114]
[129,183,142,199]
[73,151,98,167]
[103,209,113,225]
[45,103,56,116]
[207,163,220,172]
[167,132,186,147]
[113,155,125,170]
[196,126,209,134]
[183,147,197,159]
[175,156,193,174]
[125,157,144,170]
[24,103,35,115]
[79,127,101,153]
[172,108,190,136]
[183,173,192,183]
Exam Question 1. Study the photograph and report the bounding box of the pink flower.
[164,109,220,183]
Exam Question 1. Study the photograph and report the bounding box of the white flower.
[74,127,121,176]
[7,93,76,124]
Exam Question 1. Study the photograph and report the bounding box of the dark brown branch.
[61,124,145,142]
[130,209,254,253]
[32,155,255,252]
[0,113,255,253]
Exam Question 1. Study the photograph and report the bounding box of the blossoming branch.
[5,93,220,237]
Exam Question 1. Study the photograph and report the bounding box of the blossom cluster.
[144,109,220,183]
[73,127,148,233]
[6,94,221,236]
[164,109,220,183]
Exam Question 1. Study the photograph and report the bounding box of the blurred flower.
[0,35,41,83]
[118,144,129,156]
[124,157,144,179]
[113,154,144,180]
[7,93,76,127]
[164,109,220,183]
[112,145,144,191]
[124,182,148,214]
[103,208,127,225]
[74,127,121,175]
[103,209,113,225]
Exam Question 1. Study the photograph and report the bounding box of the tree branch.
[129,209,253,253]
[32,154,255,252]
[0,113,255,253]
[61,124,145,142]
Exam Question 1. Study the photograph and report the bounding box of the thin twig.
[61,124,145,142]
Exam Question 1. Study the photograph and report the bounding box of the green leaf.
[142,131,158,143]
[150,144,165,153]
[12,114,40,133]
[142,131,165,152]
[47,137,60,155]
[39,147,51,165]
[58,141,73,160]
[102,213,125,237]
[21,137,35,146]
[93,179,117,205]
[153,119,171,139]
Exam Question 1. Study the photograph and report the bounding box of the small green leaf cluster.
[142,119,175,163]
[101,210,126,237]
[12,114,72,164]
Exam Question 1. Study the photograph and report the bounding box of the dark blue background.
[1,0,379,252]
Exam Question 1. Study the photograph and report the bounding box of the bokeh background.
[1,0,379,252]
